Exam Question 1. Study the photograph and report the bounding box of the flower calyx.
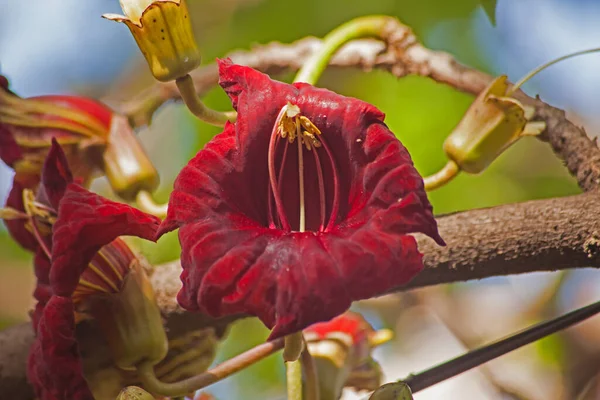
[443,75,546,175]
[103,0,202,82]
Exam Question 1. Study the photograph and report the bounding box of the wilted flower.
[25,141,164,400]
[103,0,202,82]
[158,59,444,339]
[443,75,546,174]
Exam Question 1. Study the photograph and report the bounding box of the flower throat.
[267,103,340,233]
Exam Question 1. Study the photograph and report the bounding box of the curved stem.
[293,15,395,85]
[136,191,168,219]
[136,337,284,397]
[287,359,303,400]
[423,160,460,192]
[175,74,237,127]
[284,332,305,400]
[283,332,304,362]
[403,298,600,393]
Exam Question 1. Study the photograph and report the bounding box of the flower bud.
[116,386,155,400]
[103,115,159,201]
[0,81,112,186]
[443,75,545,174]
[89,260,168,370]
[103,0,202,82]
[369,382,413,400]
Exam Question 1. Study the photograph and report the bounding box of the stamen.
[268,138,290,229]
[29,216,51,259]
[268,106,292,231]
[296,121,306,233]
[320,136,340,232]
[21,189,52,258]
[312,149,326,231]
[268,102,329,233]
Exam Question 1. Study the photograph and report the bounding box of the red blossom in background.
[0,76,115,251]
[158,59,444,339]
[26,141,160,400]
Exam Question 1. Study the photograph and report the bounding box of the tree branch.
[5,190,600,398]
[118,19,600,192]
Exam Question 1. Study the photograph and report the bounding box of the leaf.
[480,0,498,25]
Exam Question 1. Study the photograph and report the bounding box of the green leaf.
[480,0,497,25]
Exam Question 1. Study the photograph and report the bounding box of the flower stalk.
[287,358,303,400]
[135,337,285,397]
[175,74,237,127]
[423,160,459,191]
[294,15,396,85]
[136,190,168,218]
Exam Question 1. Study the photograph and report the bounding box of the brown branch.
[4,191,600,398]
[118,19,600,193]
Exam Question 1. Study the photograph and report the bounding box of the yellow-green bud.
[369,382,413,400]
[116,386,155,400]
[103,0,201,82]
[443,75,545,174]
[103,115,159,201]
[89,260,168,370]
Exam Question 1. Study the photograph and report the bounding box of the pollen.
[276,103,322,151]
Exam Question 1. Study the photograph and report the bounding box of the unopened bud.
[103,115,159,201]
[90,260,168,370]
[116,386,154,400]
[443,75,545,174]
[103,0,201,82]
[369,382,413,400]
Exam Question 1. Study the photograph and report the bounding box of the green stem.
[136,337,284,397]
[293,15,395,85]
[403,299,600,393]
[283,331,304,362]
[175,74,237,126]
[423,160,460,192]
[136,191,168,218]
[287,359,303,400]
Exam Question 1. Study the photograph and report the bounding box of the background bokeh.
[2,0,600,399]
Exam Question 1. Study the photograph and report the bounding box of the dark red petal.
[0,123,23,167]
[162,61,443,338]
[36,138,74,209]
[50,184,160,296]
[27,296,93,400]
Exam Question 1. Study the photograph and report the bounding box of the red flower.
[26,140,161,400]
[0,77,159,251]
[158,59,444,339]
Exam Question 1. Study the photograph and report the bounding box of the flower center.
[267,103,340,233]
